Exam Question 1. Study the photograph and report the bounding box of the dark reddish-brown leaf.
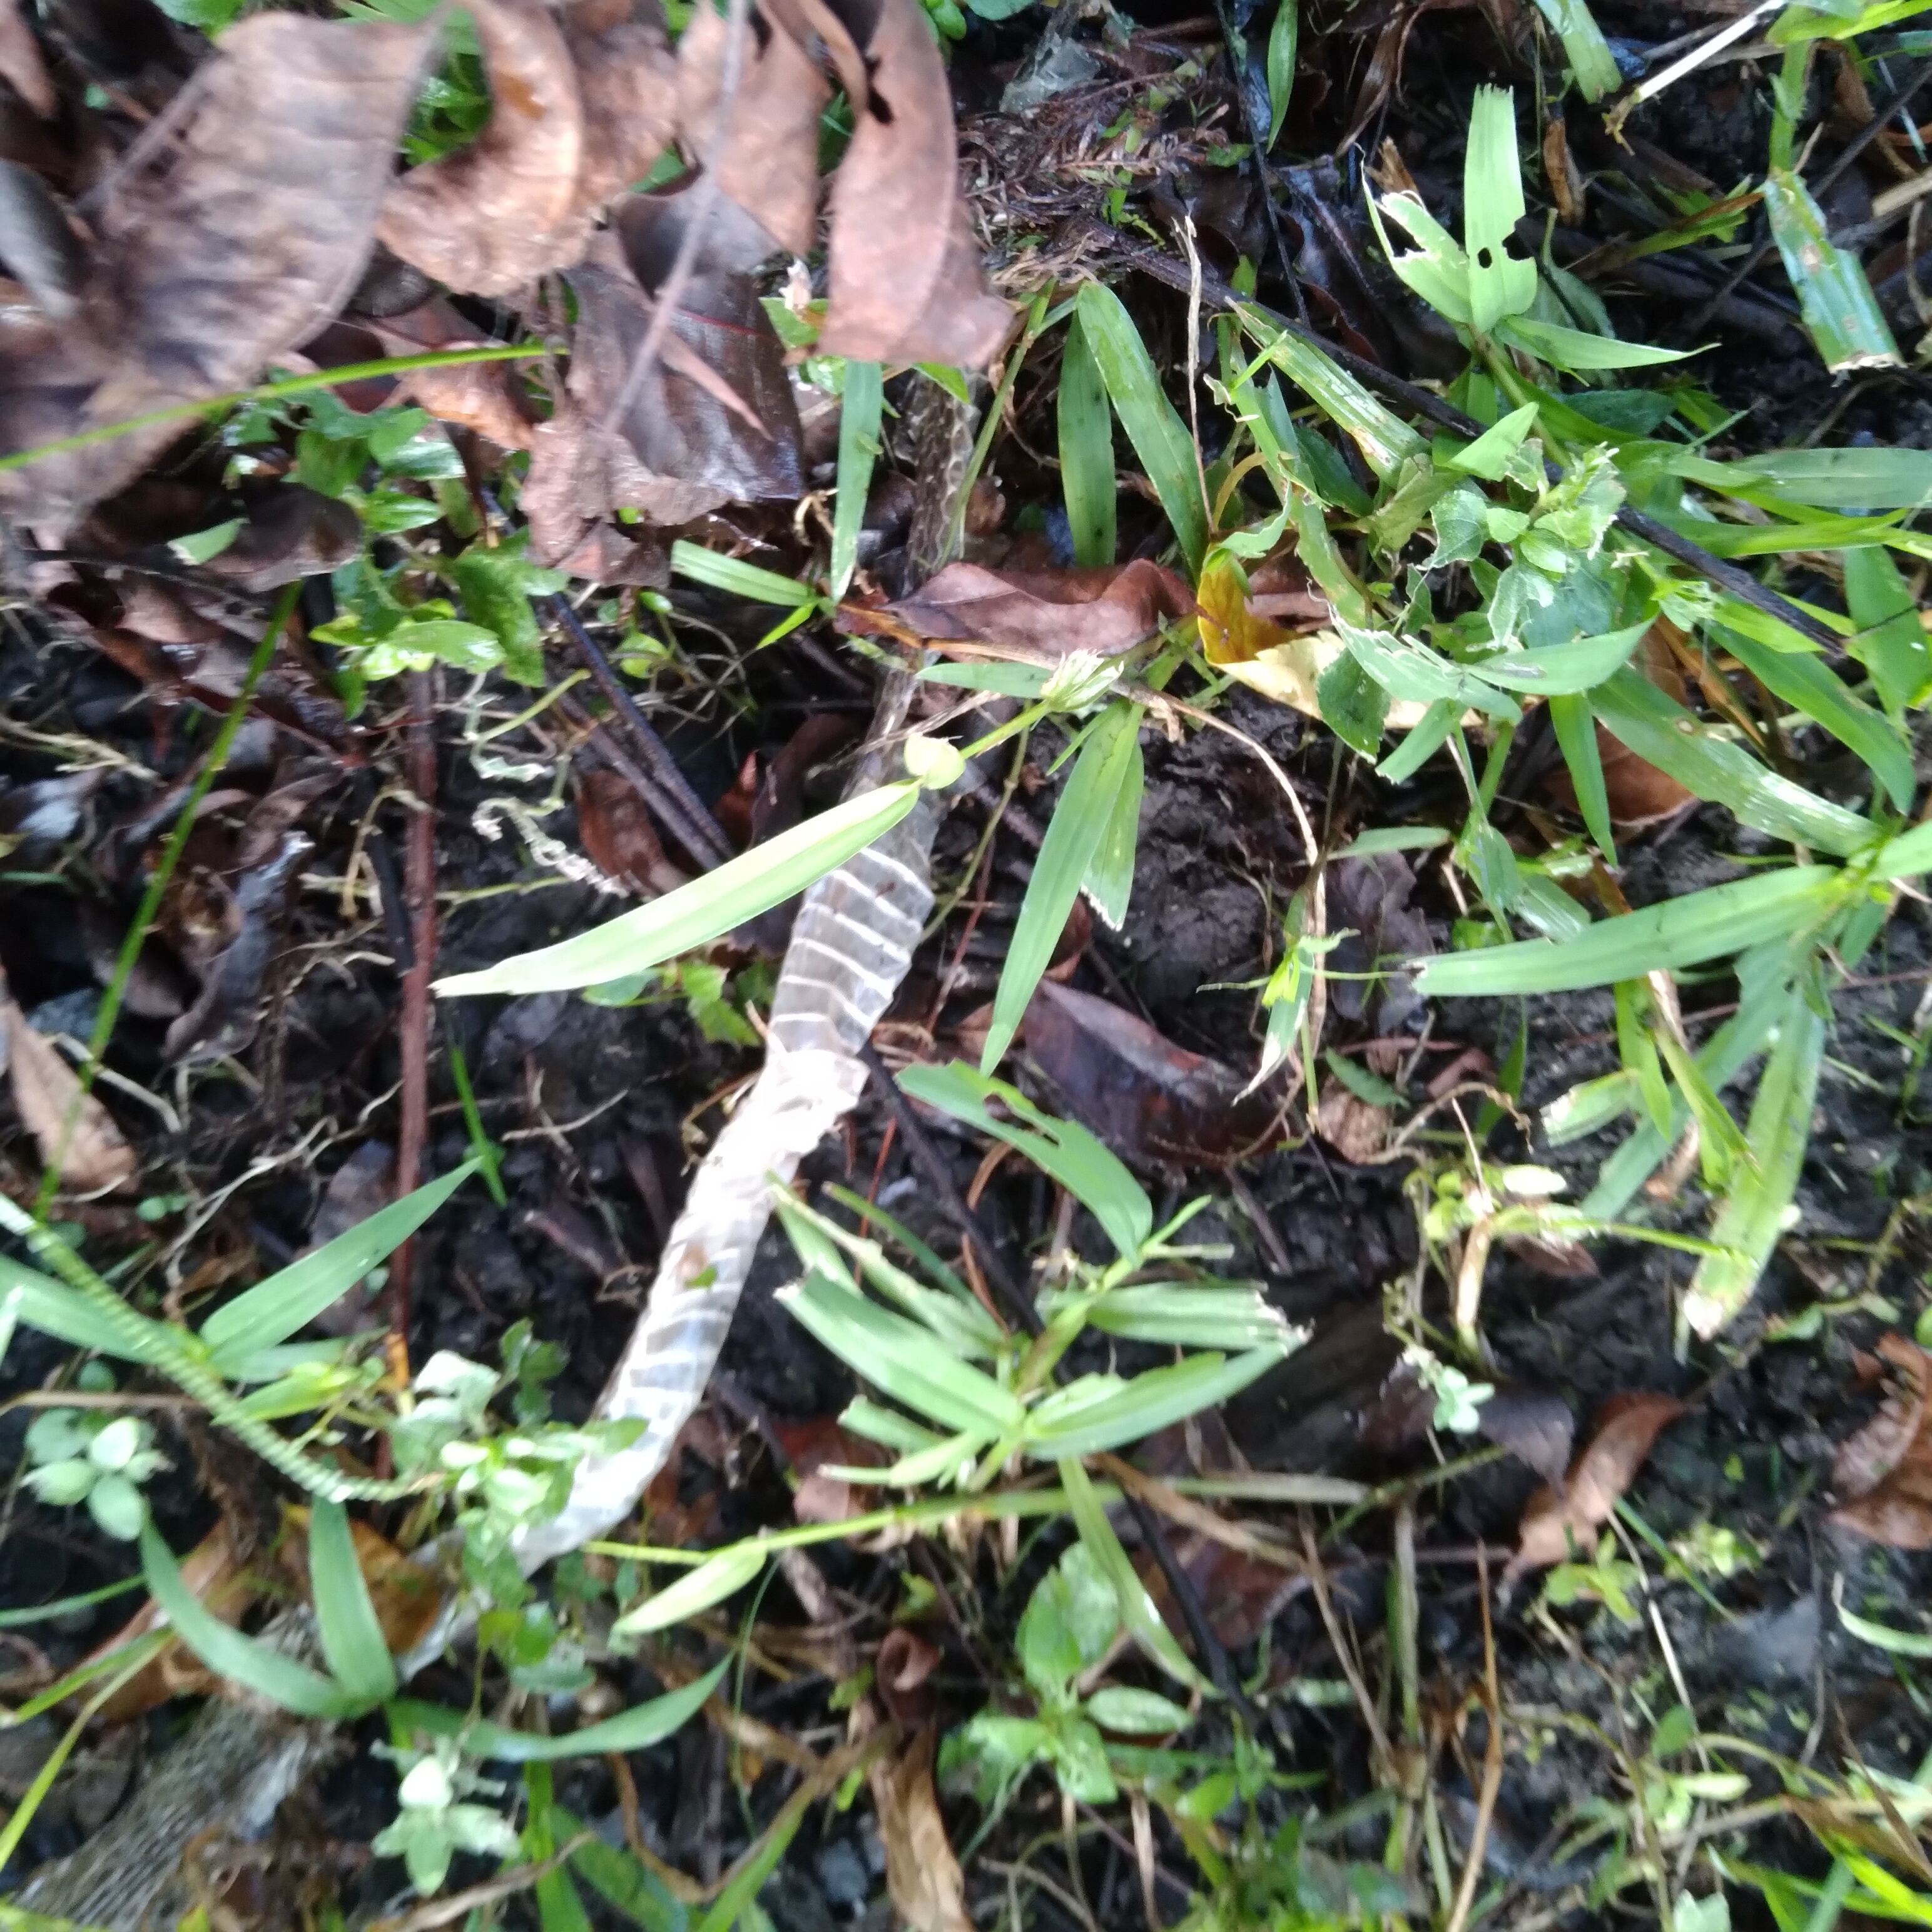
[1022,979,1278,1174]
[1477,1385,1575,1490]
[196,487,361,593]
[1830,1334,1932,1548]
[817,0,1009,365]
[375,0,675,297]
[0,13,432,533]
[1510,1392,1685,1579]
[0,0,55,117]
[868,559,1194,659]
[677,0,826,257]
[873,1627,941,1729]
[374,297,538,450]
[576,767,688,897]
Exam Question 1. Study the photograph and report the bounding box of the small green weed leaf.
[1721,627,1914,811]
[898,1060,1152,1263]
[1415,866,1845,996]
[200,1161,477,1372]
[1367,192,1474,329]
[142,1523,365,1719]
[451,536,567,686]
[1592,668,1874,856]
[1075,283,1208,572]
[1844,544,1932,714]
[830,360,882,599]
[1471,618,1649,694]
[1059,312,1117,567]
[611,1544,767,1637]
[393,1662,725,1756]
[1448,401,1539,480]
[309,1497,399,1706]
[170,519,243,566]
[1060,1457,1206,1690]
[1496,315,1692,369]
[1265,0,1298,145]
[1530,0,1622,98]
[1464,88,1538,333]
[1333,825,1452,858]
[1086,1686,1191,1734]
[1763,166,1899,372]
[1317,648,1391,756]
[779,1268,1026,1436]
[437,783,923,996]
[358,618,504,678]
[1682,984,1826,1340]
[1019,1541,1119,1702]
[551,1808,686,1932]
[984,702,1143,1069]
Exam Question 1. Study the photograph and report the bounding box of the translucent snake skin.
[19,384,979,1929]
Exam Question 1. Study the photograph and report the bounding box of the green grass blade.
[1548,689,1617,861]
[552,1807,688,1931]
[1340,621,1520,721]
[1530,0,1621,98]
[611,1545,768,1637]
[1081,1284,1298,1348]
[1024,1348,1291,1458]
[1060,1456,1206,1691]
[1706,445,1932,511]
[1243,307,1428,479]
[0,1254,160,1362]
[308,1497,398,1706]
[1473,619,1649,694]
[1721,627,1915,811]
[778,1268,1026,1435]
[669,540,819,608]
[1075,283,1208,572]
[1414,867,1844,996]
[830,361,882,599]
[1464,87,1538,332]
[899,1059,1152,1263]
[983,702,1142,1069]
[1082,723,1143,930]
[1496,315,1693,369]
[1843,544,1932,714]
[1763,166,1900,372]
[1593,668,1874,855]
[141,1523,364,1719]
[436,781,923,997]
[1059,313,1117,567]
[1680,982,1826,1338]
[1266,0,1298,145]
[390,1663,726,1758]
[200,1161,477,1373]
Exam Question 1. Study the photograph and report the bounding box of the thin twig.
[1444,1547,1503,1932]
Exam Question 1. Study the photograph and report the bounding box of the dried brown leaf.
[576,767,687,897]
[817,0,1009,365]
[1314,1085,1388,1164]
[1829,1334,1932,1548]
[0,0,55,117]
[676,0,826,257]
[872,559,1194,659]
[866,1727,970,1932]
[376,0,674,297]
[2,986,135,1191]
[1475,1385,1575,1490]
[375,296,537,449]
[1510,1392,1685,1578]
[1022,979,1278,1173]
[0,14,432,532]
[873,1627,940,1729]
[196,487,360,593]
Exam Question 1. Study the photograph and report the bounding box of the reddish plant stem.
[389,669,439,1360]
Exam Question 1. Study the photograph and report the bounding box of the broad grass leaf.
[1680,983,1827,1340]
[1528,0,1620,98]
[1497,315,1692,369]
[671,540,816,609]
[1508,1393,1685,1577]
[1075,283,1209,572]
[435,781,922,995]
[1592,668,1874,855]
[1463,88,1538,333]
[198,1160,477,1372]
[1843,544,1932,714]
[1059,313,1117,567]
[1548,690,1616,860]
[1414,866,1844,996]
[611,1547,768,1637]
[1712,445,1932,511]
[982,701,1143,1070]
[1265,0,1298,145]
[1339,621,1521,721]
[1721,627,1915,811]
[830,360,883,599]
[1471,619,1649,694]
[307,1498,397,1706]
[1242,307,1429,479]
[0,1254,153,1361]
[1762,166,1899,372]
[1448,400,1539,480]
[1023,1349,1291,1458]
[1082,727,1143,930]
[898,1060,1153,1263]
[392,1662,727,1755]
[1060,1457,1205,1690]
[140,1525,365,1719]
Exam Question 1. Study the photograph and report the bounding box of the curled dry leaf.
[576,767,688,897]
[1023,979,1278,1173]
[873,1626,941,1729]
[0,14,432,532]
[817,0,1009,365]
[866,1726,971,1932]
[866,559,1194,659]
[0,977,135,1192]
[676,0,826,256]
[374,297,537,450]
[375,0,675,298]
[1829,1333,1932,1548]
[1508,1392,1685,1581]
